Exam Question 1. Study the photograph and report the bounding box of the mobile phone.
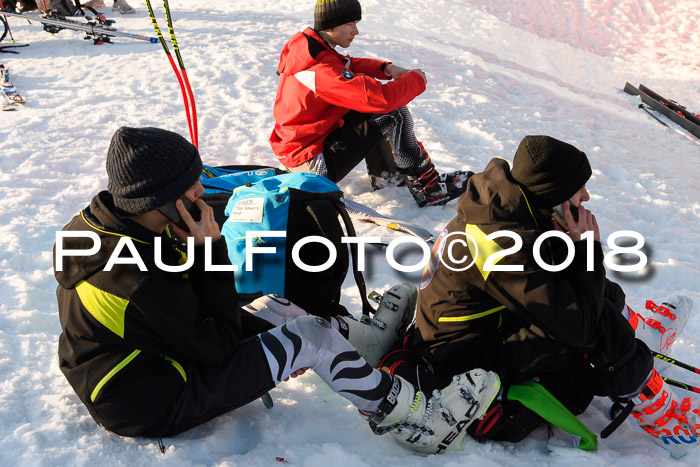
[551,199,578,230]
[157,195,201,231]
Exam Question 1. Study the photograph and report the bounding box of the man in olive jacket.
[411,135,699,457]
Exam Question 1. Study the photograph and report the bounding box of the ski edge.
[624,82,700,139]
[638,83,700,127]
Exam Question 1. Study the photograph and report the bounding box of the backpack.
[200,165,373,318]
[467,377,596,448]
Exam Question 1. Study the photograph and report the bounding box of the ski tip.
[149,37,158,43]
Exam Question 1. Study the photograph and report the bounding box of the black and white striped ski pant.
[260,315,393,414]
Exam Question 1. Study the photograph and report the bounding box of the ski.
[624,82,700,139]
[344,198,434,244]
[0,62,24,110]
[1,10,158,44]
[639,84,700,126]
[635,102,700,145]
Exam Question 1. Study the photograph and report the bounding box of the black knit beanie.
[314,0,361,31]
[106,127,202,215]
[511,135,592,208]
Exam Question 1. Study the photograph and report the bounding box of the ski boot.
[366,137,405,191]
[626,295,693,355]
[400,152,472,208]
[83,0,106,7]
[112,0,135,14]
[367,370,501,454]
[630,368,700,459]
[334,283,417,367]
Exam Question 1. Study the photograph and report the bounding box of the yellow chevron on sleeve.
[75,280,129,338]
[464,224,505,281]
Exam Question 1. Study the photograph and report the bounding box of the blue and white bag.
[200,166,372,317]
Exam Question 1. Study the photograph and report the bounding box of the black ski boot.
[401,153,472,208]
[365,137,405,191]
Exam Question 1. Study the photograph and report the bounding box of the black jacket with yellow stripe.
[54,191,249,436]
[413,158,614,377]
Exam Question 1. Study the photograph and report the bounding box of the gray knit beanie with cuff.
[106,126,202,215]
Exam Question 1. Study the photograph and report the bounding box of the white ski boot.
[631,368,700,459]
[335,283,417,367]
[368,370,501,454]
[626,295,693,355]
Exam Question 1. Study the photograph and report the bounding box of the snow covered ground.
[1,0,699,465]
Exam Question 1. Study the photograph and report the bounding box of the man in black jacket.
[53,126,500,453]
[410,135,698,458]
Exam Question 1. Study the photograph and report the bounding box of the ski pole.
[162,0,197,148]
[662,376,700,395]
[3,16,14,43]
[651,351,700,394]
[0,0,16,44]
[144,0,196,147]
[651,350,700,376]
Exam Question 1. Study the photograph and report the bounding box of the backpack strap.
[334,199,375,318]
[600,397,634,439]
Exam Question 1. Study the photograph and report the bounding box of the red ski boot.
[631,368,700,458]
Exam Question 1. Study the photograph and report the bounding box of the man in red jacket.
[270,0,472,207]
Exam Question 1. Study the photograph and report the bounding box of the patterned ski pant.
[244,294,394,414]
[289,107,424,182]
[373,106,423,169]
[259,315,393,415]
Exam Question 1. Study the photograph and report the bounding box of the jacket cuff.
[382,61,393,78]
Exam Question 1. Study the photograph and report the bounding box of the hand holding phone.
[157,195,201,232]
[157,194,220,244]
[551,199,578,231]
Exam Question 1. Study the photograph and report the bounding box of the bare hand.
[169,198,221,245]
[553,203,600,242]
[284,367,309,381]
[384,63,410,79]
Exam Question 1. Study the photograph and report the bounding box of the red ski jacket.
[270,28,427,168]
